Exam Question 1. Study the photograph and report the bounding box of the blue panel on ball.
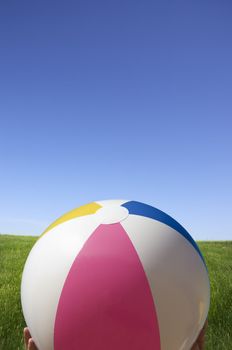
[122,201,205,265]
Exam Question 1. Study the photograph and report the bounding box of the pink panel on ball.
[54,223,161,350]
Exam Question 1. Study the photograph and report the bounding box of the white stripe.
[95,199,128,206]
[121,215,210,350]
[21,214,101,350]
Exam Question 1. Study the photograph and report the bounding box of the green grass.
[198,242,232,349]
[0,235,37,350]
[0,235,231,350]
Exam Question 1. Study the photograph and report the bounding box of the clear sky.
[0,0,231,240]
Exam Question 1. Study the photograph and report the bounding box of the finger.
[193,320,208,350]
[198,333,205,349]
[191,342,200,350]
[28,338,38,350]
[198,320,208,348]
[201,319,208,335]
[23,328,31,348]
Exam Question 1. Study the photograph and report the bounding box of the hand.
[191,320,208,350]
[24,327,38,350]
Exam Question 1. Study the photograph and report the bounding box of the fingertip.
[24,327,31,347]
[28,338,37,350]
[203,319,208,330]
[24,327,29,334]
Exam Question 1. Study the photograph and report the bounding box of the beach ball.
[21,200,210,350]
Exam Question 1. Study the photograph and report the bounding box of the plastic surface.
[21,200,210,350]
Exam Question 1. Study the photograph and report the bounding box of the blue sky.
[0,0,231,240]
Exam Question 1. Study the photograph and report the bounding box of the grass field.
[0,235,231,350]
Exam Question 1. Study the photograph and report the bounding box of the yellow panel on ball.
[42,202,102,236]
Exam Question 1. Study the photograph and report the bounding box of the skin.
[24,320,208,350]
[191,320,208,350]
[23,328,37,350]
